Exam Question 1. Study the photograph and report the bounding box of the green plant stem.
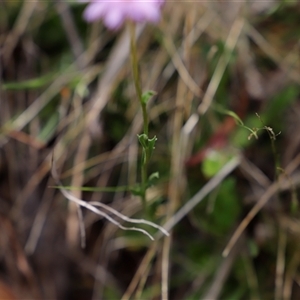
[129,22,149,214]
[129,22,148,136]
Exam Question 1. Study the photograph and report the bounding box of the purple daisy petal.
[125,2,161,23]
[81,0,164,29]
[83,2,107,23]
[103,7,126,30]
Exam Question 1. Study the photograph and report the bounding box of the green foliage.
[102,286,122,300]
[139,284,161,299]
[2,72,56,90]
[202,150,235,178]
[264,85,298,128]
[194,178,241,236]
[2,1,300,299]
[38,111,59,142]
[184,241,217,273]
[33,7,69,55]
[107,113,129,142]
[221,285,247,300]
[247,238,259,258]
[231,114,262,148]
[147,172,159,187]
[52,185,130,193]
[142,90,156,105]
[137,133,157,164]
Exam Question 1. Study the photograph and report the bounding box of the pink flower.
[83,0,164,30]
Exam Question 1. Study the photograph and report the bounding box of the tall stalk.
[129,22,150,215]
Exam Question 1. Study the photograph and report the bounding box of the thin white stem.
[89,202,169,236]
[58,185,155,241]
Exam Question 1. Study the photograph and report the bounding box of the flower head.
[83,0,164,30]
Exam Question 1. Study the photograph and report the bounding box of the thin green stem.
[129,22,148,136]
[51,185,131,192]
[129,22,149,215]
[141,150,148,211]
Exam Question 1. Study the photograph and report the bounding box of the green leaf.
[147,172,159,187]
[202,150,234,178]
[142,90,156,105]
[51,185,130,192]
[148,172,159,181]
[231,114,262,148]
[130,185,143,196]
[137,133,148,149]
[147,135,157,159]
[213,104,244,126]
[141,148,146,164]
[38,112,59,142]
[194,178,241,236]
[248,239,259,257]
[265,85,298,125]
[2,72,55,90]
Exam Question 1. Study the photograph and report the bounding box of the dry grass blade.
[162,155,241,235]
[55,1,84,69]
[162,31,202,97]
[245,21,300,84]
[275,227,287,300]
[283,247,300,300]
[203,236,242,300]
[198,17,244,115]
[121,242,158,300]
[3,0,38,64]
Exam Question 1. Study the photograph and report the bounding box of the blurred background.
[1,1,300,299]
